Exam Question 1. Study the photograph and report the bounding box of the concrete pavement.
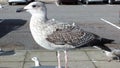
[0,49,120,68]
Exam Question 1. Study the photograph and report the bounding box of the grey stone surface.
[86,50,108,61]
[25,50,57,62]
[59,50,90,61]
[24,61,95,68]
[0,50,26,61]
[94,61,120,68]
[0,50,120,68]
[25,50,89,62]
[0,61,24,68]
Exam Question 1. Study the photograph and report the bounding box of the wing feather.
[46,25,99,47]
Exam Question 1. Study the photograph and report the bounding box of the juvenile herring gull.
[104,49,120,62]
[31,57,41,66]
[16,2,114,68]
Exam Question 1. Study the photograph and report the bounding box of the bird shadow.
[0,19,26,38]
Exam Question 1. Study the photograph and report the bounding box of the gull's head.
[31,57,41,66]
[31,57,39,61]
[16,2,47,15]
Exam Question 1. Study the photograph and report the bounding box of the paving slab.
[86,50,108,61]
[24,61,57,68]
[69,61,95,68]
[93,61,120,68]
[25,50,57,62]
[1,50,120,68]
[25,50,89,62]
[0,61,23,68]
[24,61,95,68]
[0,50,26,61]
[59,50,90,61]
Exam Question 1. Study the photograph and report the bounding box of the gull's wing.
[46,24,99,48]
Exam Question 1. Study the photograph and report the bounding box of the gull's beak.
[16,8,27,12]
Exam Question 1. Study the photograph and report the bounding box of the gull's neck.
[31,9,48,22]
[34,60,40,66]
[31,14,48,22]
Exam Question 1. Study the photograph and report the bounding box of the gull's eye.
[32,5,37,8]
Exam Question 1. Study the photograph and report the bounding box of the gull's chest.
[29,21,60,50]
[30,22,56,39]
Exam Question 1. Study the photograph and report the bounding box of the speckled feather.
[46,25,99,48]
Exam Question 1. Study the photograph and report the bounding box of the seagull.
[31,57,41,66]
[16,2,114,68]
[103,49,120,62]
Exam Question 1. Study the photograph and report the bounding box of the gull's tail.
[94,38,114,52]
[100,38,114,44]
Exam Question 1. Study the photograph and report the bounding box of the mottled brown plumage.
[46,26,98,47]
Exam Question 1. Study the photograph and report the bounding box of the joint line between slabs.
[22,51,28,68]
[85,51,98,68]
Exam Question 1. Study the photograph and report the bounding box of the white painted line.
[100,18,120,30]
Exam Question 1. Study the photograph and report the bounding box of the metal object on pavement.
[0,49,15,56]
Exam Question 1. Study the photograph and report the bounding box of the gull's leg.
[64,50,68,68]
[57,51,61,68]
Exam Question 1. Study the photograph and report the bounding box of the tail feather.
[94,45,112,52]
[100,38,114,44]
[94,38,114,52]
